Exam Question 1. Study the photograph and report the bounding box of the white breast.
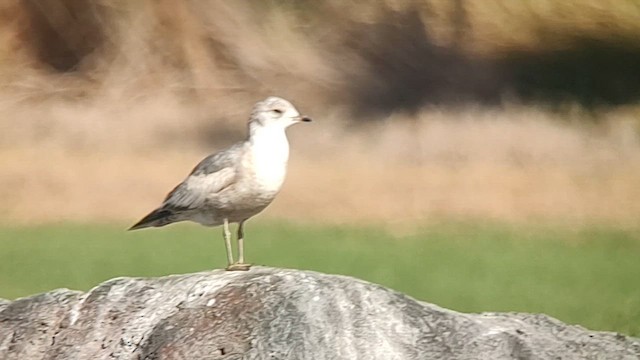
[248,127,290,193]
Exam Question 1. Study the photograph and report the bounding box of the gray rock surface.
[0,267,638,359]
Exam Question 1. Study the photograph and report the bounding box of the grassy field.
[0,221,638,337]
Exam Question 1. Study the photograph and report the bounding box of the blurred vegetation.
[0,222,638,336]
[2,1,640,224]
[2,0,640,116]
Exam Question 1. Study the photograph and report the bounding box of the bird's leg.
[237,220,246,264]
[222,218,234,266]
[226,220,251,271]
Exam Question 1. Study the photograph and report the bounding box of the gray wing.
[162,143,244,210]
[189,142,244,176]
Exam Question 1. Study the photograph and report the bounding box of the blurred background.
[0,1,639,335]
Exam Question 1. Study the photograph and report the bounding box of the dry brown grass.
[2,103,640,226]
[3,1,640,107]
[2,1,640,226]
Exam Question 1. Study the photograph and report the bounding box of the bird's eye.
[272,109,283,115]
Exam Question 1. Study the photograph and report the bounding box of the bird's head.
[249,96,312,130]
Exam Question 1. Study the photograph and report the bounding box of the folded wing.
[129,144,243,230]
[164,167,236,210]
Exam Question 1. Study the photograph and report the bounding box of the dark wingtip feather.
[127,222,148,231]
[128,209,172,231]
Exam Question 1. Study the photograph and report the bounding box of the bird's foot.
[225,263,252,271]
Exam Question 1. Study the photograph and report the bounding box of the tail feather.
[128,208,174,230]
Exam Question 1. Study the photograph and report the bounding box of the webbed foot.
[225,263,252,271]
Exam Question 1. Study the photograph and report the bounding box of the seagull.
[129,96,312,271]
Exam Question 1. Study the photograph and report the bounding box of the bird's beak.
[299,115,312,122]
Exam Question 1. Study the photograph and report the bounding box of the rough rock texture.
[0,267,638,360]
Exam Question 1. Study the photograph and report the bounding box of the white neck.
[248,125,290,192]
[249,125,290,158]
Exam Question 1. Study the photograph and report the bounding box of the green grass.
[0,221,638,336]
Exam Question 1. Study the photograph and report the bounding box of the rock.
[0,267,638,359]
